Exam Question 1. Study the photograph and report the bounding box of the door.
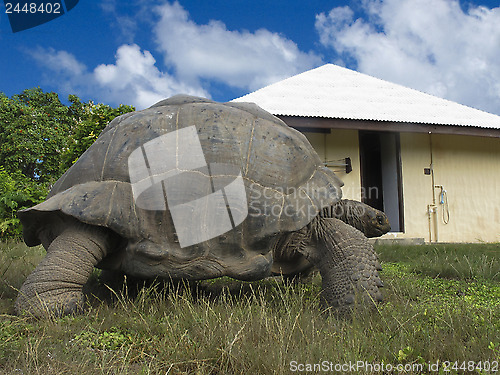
[359,131,404,232]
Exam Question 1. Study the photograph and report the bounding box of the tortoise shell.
[19,95,342,280]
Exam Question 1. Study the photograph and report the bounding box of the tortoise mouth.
[366,221,391,237]
[376,223,392,235]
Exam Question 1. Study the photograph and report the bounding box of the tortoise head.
[328,199,391,238]
[363,207,391,237]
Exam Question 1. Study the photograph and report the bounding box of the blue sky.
[1,0,500,115]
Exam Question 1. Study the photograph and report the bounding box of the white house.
[233,64,500,243]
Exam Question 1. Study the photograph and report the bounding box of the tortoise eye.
[377,216,385,225]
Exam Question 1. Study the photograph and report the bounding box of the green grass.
[376,243,500,282]
[0,241,44,312]
[0,240,499,374]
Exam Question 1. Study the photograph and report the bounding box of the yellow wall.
[430,134,499,242]
[304,130,362,201]
[398,133,500,242]
[304,130,500,243]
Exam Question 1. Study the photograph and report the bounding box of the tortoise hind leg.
[15,224,116,318]
[298,217,383,314]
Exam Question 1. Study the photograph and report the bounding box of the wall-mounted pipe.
[428,133,438,242]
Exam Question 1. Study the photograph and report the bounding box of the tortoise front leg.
[298,217,383,314]
[15,224,116,317]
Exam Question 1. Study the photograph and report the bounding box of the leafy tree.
[0,88,135,238]
[62,95,134,169]
[0,89,72,183]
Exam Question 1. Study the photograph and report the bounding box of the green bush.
[0,166,47,237]
[0,88,135,239]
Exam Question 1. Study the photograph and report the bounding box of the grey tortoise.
[15,95,387,317]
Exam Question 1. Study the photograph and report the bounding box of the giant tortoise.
[16,95,386,317]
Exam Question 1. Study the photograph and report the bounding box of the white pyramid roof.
[232,64,500,130]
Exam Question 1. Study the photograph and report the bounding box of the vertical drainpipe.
[428,132,438,242]
[324,133,328,165]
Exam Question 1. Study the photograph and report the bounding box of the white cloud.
[316,0,500,115]
[93,44,208,108]
[28,44,208,109]
[153,1,322,91]
[29,1,322,108]
[30,47,87,76]
[28,47,90,94]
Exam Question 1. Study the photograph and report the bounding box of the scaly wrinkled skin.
[322,199,391,238]
[307,217,383,313]
[15,224,116,318]
[272,217,383,313]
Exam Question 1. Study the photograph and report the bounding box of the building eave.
[280,116,500,138]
